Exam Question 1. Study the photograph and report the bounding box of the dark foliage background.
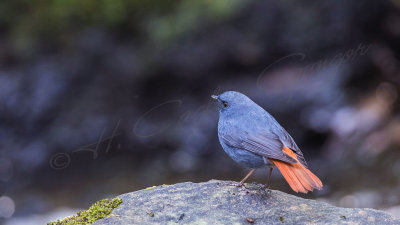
[1,0,400,223]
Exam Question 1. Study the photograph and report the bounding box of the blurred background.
[0,0,400,224]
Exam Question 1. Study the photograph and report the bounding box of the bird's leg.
[238,169,255,187]
[266,167,273,188]
[226,169,255,192]
[265,166,273,193]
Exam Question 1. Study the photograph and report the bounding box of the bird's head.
[211,91,254,113]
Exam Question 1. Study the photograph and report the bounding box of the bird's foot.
[237,183,252,193]
[226,181,242,187]
[226,181,250,192]
[240,186,251,193]
[264,185,272,194]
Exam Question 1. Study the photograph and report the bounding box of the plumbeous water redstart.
[212,91,322,193]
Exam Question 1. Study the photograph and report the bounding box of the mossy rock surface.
[89,180,399,225]
[48,198,122,225]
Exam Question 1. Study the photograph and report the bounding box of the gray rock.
[93,180,399,225]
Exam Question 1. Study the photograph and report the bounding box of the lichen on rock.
[47,198,123,225]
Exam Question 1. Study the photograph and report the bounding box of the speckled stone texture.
[93,180,399,225]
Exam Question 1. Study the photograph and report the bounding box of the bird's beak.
[211,95,218,100]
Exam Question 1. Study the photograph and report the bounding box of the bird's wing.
[220,131,298,164]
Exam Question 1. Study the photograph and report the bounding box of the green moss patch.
[48,197,123,225]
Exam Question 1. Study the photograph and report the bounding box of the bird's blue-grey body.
[214,91,307,169]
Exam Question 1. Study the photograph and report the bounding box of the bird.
[211,91,322,193]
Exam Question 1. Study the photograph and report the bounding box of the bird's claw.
[264,185,272,194]
[226,181,250,192]
[226,181,240,187]
[240,186,251,193]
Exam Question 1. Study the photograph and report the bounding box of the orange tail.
[269,147,323,193]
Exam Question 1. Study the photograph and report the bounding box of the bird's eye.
[222,101,228,107]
